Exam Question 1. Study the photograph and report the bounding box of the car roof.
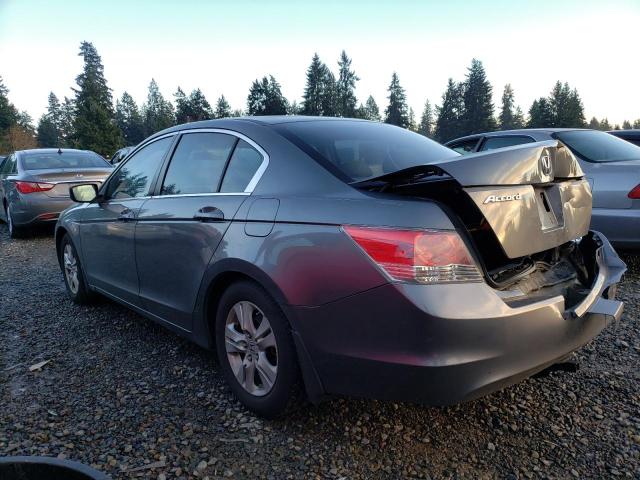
[146,115,372,140]
[445,128,591,144]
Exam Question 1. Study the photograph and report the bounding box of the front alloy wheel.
[59,234,94,304]
[63,243,80,295]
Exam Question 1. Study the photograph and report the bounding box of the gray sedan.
[0,148,112,237]
[55,117,624,417]
[446,129,640,249]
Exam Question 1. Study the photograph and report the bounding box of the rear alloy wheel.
[60,234,94,304]
[215,281,300,418]
[6,204,27,239]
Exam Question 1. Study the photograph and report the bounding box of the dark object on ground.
[0,456,110,480]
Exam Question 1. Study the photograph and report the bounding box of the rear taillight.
[628,184,640,199]
[15,181,55,194]
[343,226,483,284]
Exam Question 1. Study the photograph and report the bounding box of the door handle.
[118,208,136,222]
[194,206,224,222]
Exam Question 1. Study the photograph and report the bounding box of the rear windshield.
[554,130,640,163]
[21,151,109,170]
[274,120,458,182]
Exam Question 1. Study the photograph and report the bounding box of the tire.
[215,281,300,418]
[6,204,28,239]
[59,234,94,304]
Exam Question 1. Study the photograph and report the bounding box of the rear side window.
[107,137,173,199]
[220,140,263,192]
[274,120,457,183]
[160,133,237,195]
[448,138,480,155]
[479,136,535,151]
[556,130,640,162]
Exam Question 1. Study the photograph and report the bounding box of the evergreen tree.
[588,117,601,130]
[418,100,434,137]
[36,92,64,147]
[36,116,59,147]
[599,118,612,131]
[527,98,554,128]
[59,97,75,147]
[613,124,621,130]
[72,41,121,156]
[174,87,190,124]
[408,107,417,132]
[188,89,213,121]
[143,79,175,135]
[320,69,337,117]
[247,76,288,115]
[622,120,632,130]
[302,53,336,116]
[230,109,244,117]
[384,72,410,128]
[513,106,525,129]
[0,75,19,150]
[356,95,381,121]
[287,100,302,115]
[302,53,325,115]
[335,50,359,118]
[634,119,640,129]
[461,59,495,135]
[214,95,232,118]
[435,79,465,142]
[548,81,586,128]
[115,92,145,145]
[499,85,526,130]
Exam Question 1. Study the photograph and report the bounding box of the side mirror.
[70,184,98,203]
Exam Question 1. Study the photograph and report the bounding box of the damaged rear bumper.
[288,232,626,405]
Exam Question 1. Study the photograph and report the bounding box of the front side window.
[479,136,535,151]
[2,155,17,174]
[555,130,640,162]
[0,155,13,174]
[220,140,263,192]
[160,133,236,195]
[106,137,173,199]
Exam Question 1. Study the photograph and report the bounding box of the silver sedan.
[0,148,112,238]
[446,129,640,249]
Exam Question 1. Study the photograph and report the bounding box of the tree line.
[1,41,639,157]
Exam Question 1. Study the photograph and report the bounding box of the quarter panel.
[213,222,388,307]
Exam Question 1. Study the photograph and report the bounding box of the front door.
[135,132,266,330]
[79,136,175,304]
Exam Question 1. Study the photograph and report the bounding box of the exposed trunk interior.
[352,141,599,310]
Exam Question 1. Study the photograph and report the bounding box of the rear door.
[135,131,267,330]
[79,135,175,303]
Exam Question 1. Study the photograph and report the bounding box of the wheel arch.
[193,258,325,403]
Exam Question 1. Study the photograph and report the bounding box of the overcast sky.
[1,0,639,125]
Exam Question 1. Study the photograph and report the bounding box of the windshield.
[554,130,640,163]
[21,151,109,170]
[274,120,458,182]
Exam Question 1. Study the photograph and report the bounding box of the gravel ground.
[1,225,639,480]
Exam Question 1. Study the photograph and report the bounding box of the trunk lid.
[25,168,113,198]
[355,140,592,260]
